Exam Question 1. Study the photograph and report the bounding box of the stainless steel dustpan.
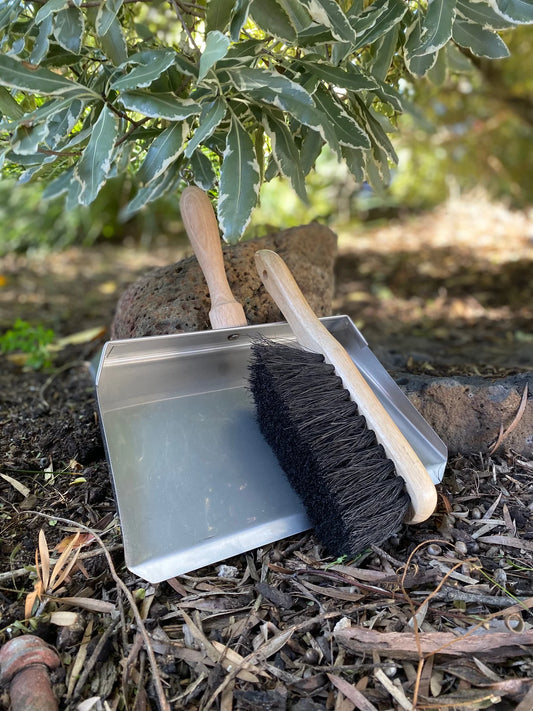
[95,316,447,583]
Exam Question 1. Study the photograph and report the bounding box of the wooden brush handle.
[180,186,247,329]
[255,249,437,524]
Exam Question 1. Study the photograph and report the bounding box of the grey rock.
[111,223,337,339]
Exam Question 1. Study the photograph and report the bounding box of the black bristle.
[249,340,411,556]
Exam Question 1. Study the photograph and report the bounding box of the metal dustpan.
[95,190,447,583]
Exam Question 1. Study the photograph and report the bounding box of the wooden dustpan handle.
[180,186,247,329]
[255,248,437,524]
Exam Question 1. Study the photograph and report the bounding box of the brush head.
[249,340,411,556]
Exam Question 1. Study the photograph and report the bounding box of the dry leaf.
[335,626,533,660]
[328,673,378,711]
[55,532,96,553]
[50,610,80,626]
[0,472,30,497]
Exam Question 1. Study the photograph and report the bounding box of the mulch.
[1,195,532,710]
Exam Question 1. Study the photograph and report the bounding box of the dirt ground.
[1,194,532,710]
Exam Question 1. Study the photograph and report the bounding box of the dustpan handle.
[255,248,437,525]
[180,186,247,329]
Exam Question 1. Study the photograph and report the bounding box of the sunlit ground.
[1,191,532,372]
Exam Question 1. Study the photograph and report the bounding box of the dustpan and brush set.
[96,188,447,583]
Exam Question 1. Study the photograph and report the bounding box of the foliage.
[390,25,533,210]
[0,318,55,369]
[0,1,532,243]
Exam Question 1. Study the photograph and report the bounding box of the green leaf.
[199,31,231,81]
[30,15,53,65]
[190,149,217,190]
[96,14,128,66]
[0,87,24,119]
[368,24,399,80]
[353,0,407,50]
[262,111,307,201]
[452,18,510,57]
[299,0,356,43]
[488,0,533,23]
[206,0,235,32]
[278,0,312,31]
[218,114,260,243]
[250,0,297,43]
[111,50,177,91]
[427,46,448,85]
[313,85,370,149]
[456,0,516,30]
[120,164,181,221]
[301,60,377,91]
[35,0,69,24]
[53,7,84,54]
[230,0,252,40]
[341,145,365,182]
[0,55,94,98]
[137,121,188,185]
[119,91,201,120]
[299,128,323,176]
[412,0,457,56]
[96,0,123,36]
[74,105,118,205]
[185,97,227,158]
[353,98,397,161]
[42,167,74,200]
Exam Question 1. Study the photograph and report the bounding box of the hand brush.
[249,249,438,555]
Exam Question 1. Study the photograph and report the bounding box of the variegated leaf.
[301,60,377,91]
[185,97,227,158]
[405,20,439,77]
[262,111,307,201]
[119,91,201,121]
[137,121,188,185]
[199,31,231,81]
[353,0,407,50]
[0,55,94,97]
[230,0,252,40]
[42,167,74,200]
[367,24,399,80]
[313,85,370,150]
[119,164,180,221]
[12,122,50,155]
[45,99,84,148]
[488,0,533,23]
[35,0,69,24]
[111,50,177,91]
[190,149,217,190]
[341,145,365,182]
[53,7,84,54]
[456,0,516,30]
[299,0,356,43]
[411,0,457,57]
[452,19,510,57]
[218,114,260,243]
[74,105,118,205]
[30,15,53,64]
[96,0,123,36]
[353,97,397,162]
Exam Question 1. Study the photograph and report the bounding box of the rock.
[111,223,337,339]
[397,371,533,457]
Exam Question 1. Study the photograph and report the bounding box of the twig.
[488,383,529,454]
[71,615,122,699]
[24,512,170,711]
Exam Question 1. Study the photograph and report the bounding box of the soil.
[1,194,533,711]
